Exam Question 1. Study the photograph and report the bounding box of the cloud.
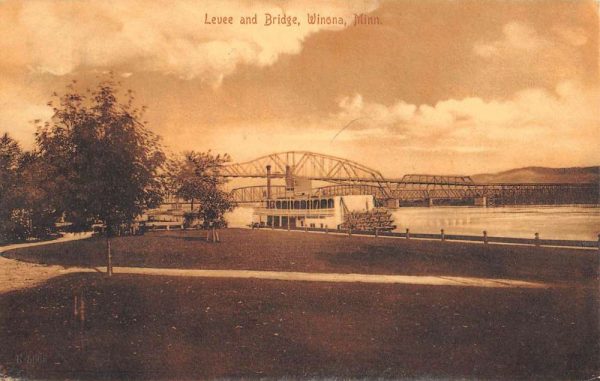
[553,25,588,46]
[331,81,600,165]
[0,0,379,82]
[338,94,417,126]
[475,22,590,59]
[473,22,545,58]
[470,21,594,93]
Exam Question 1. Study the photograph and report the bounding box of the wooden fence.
[261,225,600,250]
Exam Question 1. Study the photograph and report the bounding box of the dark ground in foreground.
[0,273,598,380]
[4,228,598,283]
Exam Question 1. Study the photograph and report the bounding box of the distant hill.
[471,166,599,184]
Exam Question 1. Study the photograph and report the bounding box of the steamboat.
[252,165,395,231]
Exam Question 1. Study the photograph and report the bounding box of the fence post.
[441,229,445,242]
[325,226,328,234]
[534,232,540,246]
[375,228,379,238]
[406,228,410,240]
[348,228,352,237]
[483,230,488,244]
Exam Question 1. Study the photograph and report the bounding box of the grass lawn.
[1,229,598,379]
[3,228,598,283]
[0,273,597,380]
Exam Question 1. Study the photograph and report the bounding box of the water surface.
[392,206,599,241]
[227,205,600,241]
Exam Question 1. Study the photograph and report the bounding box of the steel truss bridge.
[223,151,598,205]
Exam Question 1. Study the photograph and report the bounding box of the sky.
[0,0,598,177]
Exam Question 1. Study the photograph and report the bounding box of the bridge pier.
[384,199,399,208]
[474,196,487,207]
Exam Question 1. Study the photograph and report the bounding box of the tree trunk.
[106,230,113,277]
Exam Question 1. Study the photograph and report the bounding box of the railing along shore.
[258,225,600,250]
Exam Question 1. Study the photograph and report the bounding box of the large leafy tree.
[170,151,235,230]
[35,79,166,275]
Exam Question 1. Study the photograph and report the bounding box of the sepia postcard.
[0,0,599,380]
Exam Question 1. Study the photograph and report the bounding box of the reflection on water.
[225,207,255,229]
[391,205,600,241]
[227,205,600,241]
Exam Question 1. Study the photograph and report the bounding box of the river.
[226,205,600,241]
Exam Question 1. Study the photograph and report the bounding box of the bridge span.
[223,151,598,206]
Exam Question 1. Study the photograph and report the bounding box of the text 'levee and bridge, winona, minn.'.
[204,12,382,27]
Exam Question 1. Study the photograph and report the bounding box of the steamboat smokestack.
[266,165,272,200]
[285,165,294,194]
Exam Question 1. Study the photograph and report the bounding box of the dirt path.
[110,267,550,288]
[0,232,93,254]
[0,233,95,293]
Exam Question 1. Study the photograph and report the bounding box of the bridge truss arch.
[222,151,388,184]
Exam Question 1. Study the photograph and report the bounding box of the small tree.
[0,133,24,242]
[36,79,166,275]
[0,133,20,187]
[170,151,235,238]
[16,151,60,239]
[0,133,57,243]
